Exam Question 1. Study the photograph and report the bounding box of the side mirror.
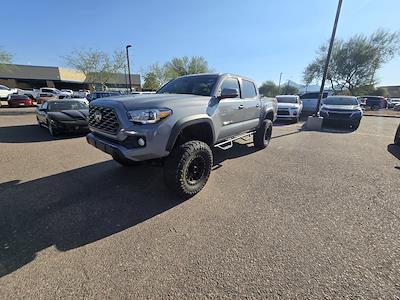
[218,88,239,100]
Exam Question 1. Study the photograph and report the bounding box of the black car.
[36,100,89,136]
[319,96,363,129]
[86,91,122,102]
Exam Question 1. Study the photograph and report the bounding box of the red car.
[7,94,34,107]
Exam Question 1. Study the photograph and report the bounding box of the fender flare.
[166,116,215,151]
[257,108,275,128]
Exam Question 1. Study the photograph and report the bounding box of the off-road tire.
[112,154,142,166]
[254,119,273,149]
[394,126,400,145]
[164,140,213,197]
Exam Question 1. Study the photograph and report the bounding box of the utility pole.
[315,0,343,115]
[278,72,283,93]
[124,64,128,92]
[125,45,132,92]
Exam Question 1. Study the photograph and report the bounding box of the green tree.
[142,71,160,90]
[143,56,211,89]
[143,63,168,88]
[0,47,12,71]
[64,49,125,90]
[164,56,210,80]
[281,85,299,95]
[304,29,400,95]
[259,81,279,97]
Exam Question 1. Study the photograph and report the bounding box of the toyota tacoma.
[87,73,277,197]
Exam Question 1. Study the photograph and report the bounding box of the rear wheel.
[164,140,213,198]
[254,119,273,149]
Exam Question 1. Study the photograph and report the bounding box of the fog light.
[138,138,145,147]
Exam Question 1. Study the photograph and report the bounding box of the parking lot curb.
[363,114,400,119]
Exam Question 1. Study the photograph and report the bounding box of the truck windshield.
[157,75,218,96]
[323,97,359,105]
[276,96,297,103]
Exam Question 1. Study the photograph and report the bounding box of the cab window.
[241,80,257,98]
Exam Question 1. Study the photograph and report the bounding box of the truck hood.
[277,103,300,109]
[321,104,360,111]
[93,93,211,110]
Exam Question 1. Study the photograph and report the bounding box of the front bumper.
[320,110,362,122]
[51,120,89,132]
[277,109,300,119]
[86,130,170,162]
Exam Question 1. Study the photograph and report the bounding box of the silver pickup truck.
[87,73,277,197]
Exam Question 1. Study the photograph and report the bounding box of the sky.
[1,0,399,86]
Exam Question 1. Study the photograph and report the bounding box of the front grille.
[329,112,352,119]
[89,106,120,134]
[278,109,290,115]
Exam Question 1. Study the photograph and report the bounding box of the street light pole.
[315,0,343,115]
[125,45,132,92]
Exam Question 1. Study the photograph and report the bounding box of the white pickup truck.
[0,85,17,100]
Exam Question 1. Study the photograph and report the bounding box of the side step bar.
[214,131,255,150]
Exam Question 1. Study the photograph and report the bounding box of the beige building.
[0,64,141,91]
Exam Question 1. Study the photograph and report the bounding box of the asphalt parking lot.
[0,108,399,299]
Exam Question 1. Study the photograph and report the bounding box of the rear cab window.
[241,80,257,98]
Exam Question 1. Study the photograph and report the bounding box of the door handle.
[238,104,244,109]
[256,104,260,108]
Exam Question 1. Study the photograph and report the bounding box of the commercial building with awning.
[0,64,141,91]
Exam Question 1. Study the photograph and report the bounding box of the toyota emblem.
[94,111,102,123]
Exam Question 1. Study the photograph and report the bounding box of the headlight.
[127,108,172,124]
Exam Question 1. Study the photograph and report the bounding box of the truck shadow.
[0,161,181,277]
[0,124,87,143]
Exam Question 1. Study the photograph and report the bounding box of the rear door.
[215,77,245,141]
[240,79,261,131]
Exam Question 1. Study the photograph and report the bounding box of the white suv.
[276,95,303,122]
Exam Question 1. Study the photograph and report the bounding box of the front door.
[215,77,244,141]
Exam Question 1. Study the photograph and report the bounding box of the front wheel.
[164,140,213,198]
[254,119,273,149]
[37,117,43,128]
[351,120,360,130]
[48,122,57,136]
